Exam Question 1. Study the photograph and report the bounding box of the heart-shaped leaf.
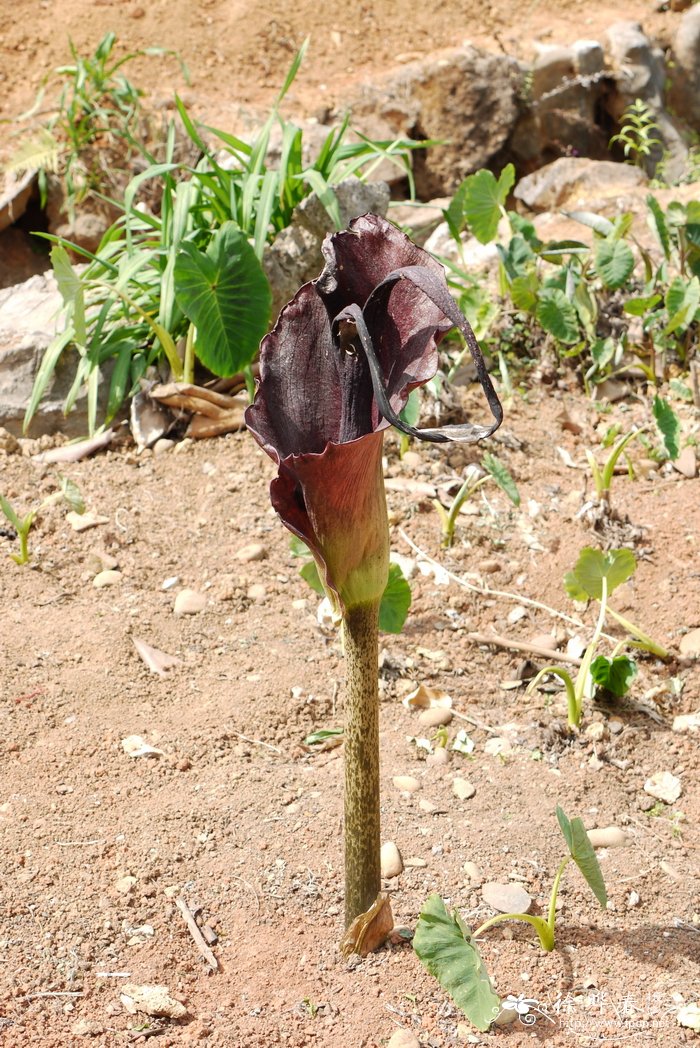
[563,547,636,602]
[174,222,271,377]
[459,164,515,244]
[413,894,501,1032]
[590,654,638,697]
[556,807,608,908]
[536,288,579,344]
[595,238,635,289]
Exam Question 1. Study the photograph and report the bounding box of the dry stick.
[399,529,586,629]
[175,897,219,971]
[465,631,583,666]
[227,729,281,754]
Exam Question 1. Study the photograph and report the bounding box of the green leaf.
[481,452,520,506]
[299,560,325,596]
[664,275,700,335]
[595,238,635,289]
[564,209,615,237]
[378,563,411,634]
[289,535,311,558]
[646,194,670,260]
[59,477,85,514]
[564,547,636,602]
[399,388,421,429]
[461,164,515,244]
[623,293,661,316]
[303,727,343,745]
[536,287,579,343]
[653,395,681,460]
[413,895,501,1032]
[590,655,638,697]
[556,807,608,908]
[51,245,87,346]
[0,494,22,532]
[509,272,538,313]
[173,222,271,377]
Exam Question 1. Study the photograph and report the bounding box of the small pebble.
[404,857,427,868]
[418,707,453,728]
[452,778,476,801]
[587,826,629,849]
[585,722,606,741]
[463,861,484,886]
[425,748,450,768]
[480,558,501,574]
[644,771,682,804]
[672,446,697,479]
[530,632,558,652]
[393,775,420,793]
[401,452,422,470]
[152,438,175,455]
[418,799,443,814]
[484,737,513,756]
[679,628,700,657]
[87,548,118,572]
[174,589,207,616]
[93,569,121,588]
[247,583,267,602]
[161,575,180,591]
[608,717,624,734]
[381,841,403,878]
[482,882,532,914]
[387,1031,420,1048]
[235,542,267,562]
[672,712,700,733]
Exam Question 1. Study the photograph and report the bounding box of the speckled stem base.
[342,599,381,928]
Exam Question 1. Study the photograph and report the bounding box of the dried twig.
[464,631,583,666]
[399,529,586,628]
[227,728,281,754]
[20,991,85,1000]
[175,897,219,971]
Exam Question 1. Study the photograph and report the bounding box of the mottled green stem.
[343,599,381,928]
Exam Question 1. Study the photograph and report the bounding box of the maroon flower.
[245,213,502,616]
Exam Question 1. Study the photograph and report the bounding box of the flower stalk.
[342,599,382,925]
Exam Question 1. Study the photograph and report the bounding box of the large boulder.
[263,179,390,322]
[348,47,522,198]
[514,156,647,212]
[0,273,96,436]
[669,6,700,131]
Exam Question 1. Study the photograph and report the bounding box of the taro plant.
[527,547,668,728]
[584,426,642,513]
[0,477,84,565]
[413,806,608,1032]
[431,452,520,548]
[246,214,502,934]
[24,42,422,434]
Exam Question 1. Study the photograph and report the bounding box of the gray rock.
[263,179,390,322]
[573,40,605,77]
[348,47,522,198]
[670,6,700,130]
[0,272,112,437]
[0,171,36,234]
[606,21,666,105]
[514,156,647,212]
[532,46,576,101]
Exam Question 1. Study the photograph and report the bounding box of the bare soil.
[1,3,699,1046]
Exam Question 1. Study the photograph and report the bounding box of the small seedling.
[526,547,668,728]
[585,427,642,507]
[432,453,520,548]
[413,806,608,1032]
[0,477,84,565]
[609,99,662,170]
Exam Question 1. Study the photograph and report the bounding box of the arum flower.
[246,213,502,932]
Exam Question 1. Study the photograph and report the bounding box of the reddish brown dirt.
[1,385,699,1047]
[1,4,699,1046]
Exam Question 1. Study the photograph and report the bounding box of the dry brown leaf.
[340,892,393,958]
[403,684,452,710]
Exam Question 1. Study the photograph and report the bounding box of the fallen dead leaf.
[132,638,181,676]
[340,892,393,958]
[403,684,452,710]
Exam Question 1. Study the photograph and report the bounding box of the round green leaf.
[565,547,636,602]
[173,222,271,377]
[590,654,638,697]
[536,288,580,344]
[594,239,635,289]
[413,895,501,1032]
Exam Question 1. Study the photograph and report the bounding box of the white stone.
[380,841,404,878]
[93,569,121,588]
[393,775,421,793]
[644,772,682,804]
[174,589,207,616]
[482,882,532,914]
[452,778,476,801]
